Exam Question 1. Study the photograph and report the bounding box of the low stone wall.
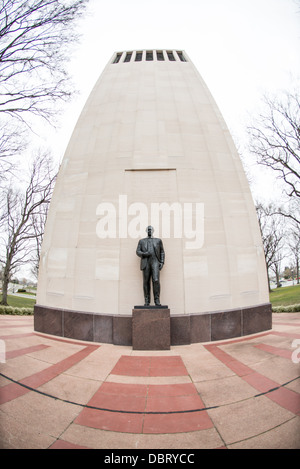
[34,303,272,347]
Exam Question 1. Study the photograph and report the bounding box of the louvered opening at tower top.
[112,50,187,64]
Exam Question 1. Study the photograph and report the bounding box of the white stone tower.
[34,50,271,344]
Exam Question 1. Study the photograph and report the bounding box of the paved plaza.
[0,313,299,449]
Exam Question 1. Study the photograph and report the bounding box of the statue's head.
[146,225,154,237]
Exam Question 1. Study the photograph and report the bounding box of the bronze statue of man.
[136,226,165,306]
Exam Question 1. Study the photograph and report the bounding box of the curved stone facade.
[34,50,271,343]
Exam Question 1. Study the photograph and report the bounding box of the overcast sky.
[41,0,300,201]
[16,0,299,281]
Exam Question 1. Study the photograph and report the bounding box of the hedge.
[272,304,300,313]
[1,304,299,315]
[0,305,34,315]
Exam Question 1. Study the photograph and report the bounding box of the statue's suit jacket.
[136,237,165,271]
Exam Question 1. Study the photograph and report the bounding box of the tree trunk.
[1,268,9,305]
[267,268,272,292]
[276,267,281,288]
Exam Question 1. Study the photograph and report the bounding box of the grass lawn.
[0,294,36,309]
[1,285,299,311]
[270,284,300,307]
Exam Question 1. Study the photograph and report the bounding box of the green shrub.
[0,305,34,315]
[272,304,300,313]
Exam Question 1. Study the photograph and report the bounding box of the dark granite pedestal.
[132,306,170,350]
[34,302,272,345]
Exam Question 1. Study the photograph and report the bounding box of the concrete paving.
[0,313,299,449]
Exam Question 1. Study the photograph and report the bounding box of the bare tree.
[30,201,49,279]
[248,89,300,200]
[272,197,300,226]
[0,0,88,120]
[0,120,25,178]
[0,0,89,172]
[256,202,286,291]
[288,223,300,285]
[269,252,284,289]
[0,152,57,305]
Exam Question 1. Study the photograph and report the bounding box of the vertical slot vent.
[146,51,153,61]
[135,51,143,61]
[113,53,122,64]
[177,51,187,62]
[124,52,132,62]
[167,51,176,61]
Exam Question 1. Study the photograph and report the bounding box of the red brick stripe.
[204,344,300,416]
[0,344,99,405]
[111,355,188,377]
[49,440,89,449]
[254,343,292,359]
[6,344,50,360]
[74,356,213,434]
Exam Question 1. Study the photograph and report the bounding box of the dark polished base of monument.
[132,306,170,350]
[34,303,272,348]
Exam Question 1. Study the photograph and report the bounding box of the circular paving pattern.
[0,313,299,449]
